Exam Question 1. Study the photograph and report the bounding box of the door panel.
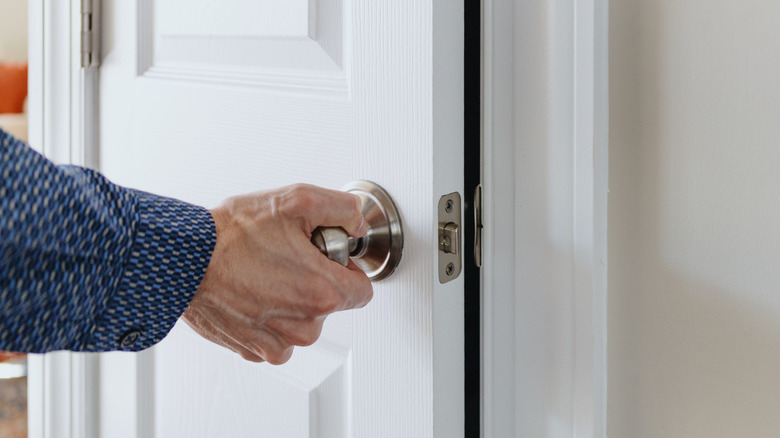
[142,0,345,83]
[154,326,348,438]
[98,1,463,437]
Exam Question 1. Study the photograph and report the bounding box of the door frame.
[481,0,608,436]
[27,1,99,438]
[29,0,609,436]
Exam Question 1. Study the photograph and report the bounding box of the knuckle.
[297,322,323,347]
[299,334,318,347]
[291,184,315,208]
[287,183,307,194]
[266,346,294,365]
[239,351,264,363]
[304,276,338,314]
[291,331,317,347]
[277,184,315,218]
[350,195,364,229]
[358,285,374,308]
[314,290,342,315]
[339,272,373,310]
[350,194,363,216]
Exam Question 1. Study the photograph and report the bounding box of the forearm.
[0,129,216,353]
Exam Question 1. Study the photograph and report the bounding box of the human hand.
[182,184,373,364]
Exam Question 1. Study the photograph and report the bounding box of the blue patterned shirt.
[0,129,216,353]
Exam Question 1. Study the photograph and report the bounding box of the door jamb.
[28,1,99,437]
[481,0,608,436]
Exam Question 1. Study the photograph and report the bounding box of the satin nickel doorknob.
[311,181,403,281]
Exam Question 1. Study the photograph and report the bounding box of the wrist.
[185,205,229,320]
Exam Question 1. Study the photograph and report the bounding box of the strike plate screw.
[445,199,453,213]
[445,262,455,276]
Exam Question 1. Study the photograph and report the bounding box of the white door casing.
[94,1,464,437]
[481,0,608,436]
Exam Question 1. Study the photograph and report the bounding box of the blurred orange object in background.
[0,62,27,114]
[0,353,24,363]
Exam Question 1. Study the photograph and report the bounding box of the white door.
[94,1,464,437]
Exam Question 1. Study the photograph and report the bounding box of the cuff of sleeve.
[84,191,216,351]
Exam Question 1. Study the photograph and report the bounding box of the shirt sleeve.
[0,129,216,353]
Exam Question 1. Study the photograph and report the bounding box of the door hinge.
[81,0,100,68]
[474,184,483,268]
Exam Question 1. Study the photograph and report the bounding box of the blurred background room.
[0,0,28,141]
[0,0,29,437]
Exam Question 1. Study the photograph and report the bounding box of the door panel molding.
[142,325,351,438]
[139,66,348,95]
[136,0,348,93]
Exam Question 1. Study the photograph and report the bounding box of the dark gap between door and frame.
[464,1,482,437]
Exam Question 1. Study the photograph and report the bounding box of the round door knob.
[310,227,354,267]
[310,181,403,281]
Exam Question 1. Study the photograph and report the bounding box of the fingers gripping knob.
[310,227,354,267]
[310,181,404,281]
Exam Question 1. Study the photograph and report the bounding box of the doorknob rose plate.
[342,180,404,281]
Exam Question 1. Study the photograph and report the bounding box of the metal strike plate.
[438,192,462,283]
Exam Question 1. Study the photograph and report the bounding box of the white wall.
[609,0,780,436]
[0,0,28,61]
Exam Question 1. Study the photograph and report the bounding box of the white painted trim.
[480,0,515,435]
[482,0,608,436]
[136,351,155,438]
[28,1,100,437]
[573,1,609,435]
[27,0,45,436]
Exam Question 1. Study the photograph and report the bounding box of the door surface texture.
[96,1,464,437]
